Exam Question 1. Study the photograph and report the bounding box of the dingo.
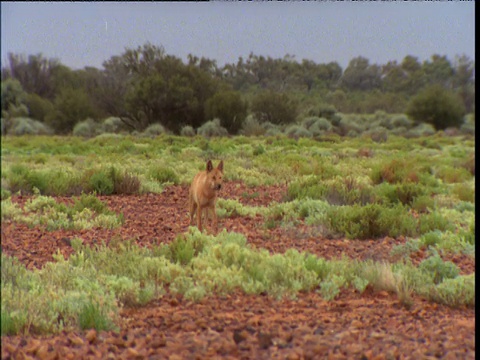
[189,160,224,233]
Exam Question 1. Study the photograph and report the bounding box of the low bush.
[148,166,180,185]
[418,252,460,285]
[73,118,100,137]
[285,125,312,139]
[143,123,167,137]
[197,119,229,137]
[326,203,417,239]
[239,115,265,136]
[10,117,53,135]
[180,125,196,137]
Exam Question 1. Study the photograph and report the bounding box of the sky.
[1,2,475,72]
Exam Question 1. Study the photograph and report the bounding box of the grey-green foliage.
[2,227,475,336]
[197,118,229,137]
[143,123,167,137]
[240,115,267,136]
[302,116,332,137]
[10,117,53,135]
[285,124,312,139]
[180,125,196,137]
[418,251,460,284]
[1,192,123,231]
[73,118,100,137]
[101,117,128,134]
[431,274,475,307]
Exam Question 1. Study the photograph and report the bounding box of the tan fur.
[189,160,224,233]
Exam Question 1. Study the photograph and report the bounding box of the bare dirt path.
[1,183,475,359]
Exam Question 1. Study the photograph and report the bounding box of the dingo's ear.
[217,160,224,172]
[206,160,213,172]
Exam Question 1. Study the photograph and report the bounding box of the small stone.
[85,329,97,344]
[257,332,273,349]
[69,335,84,347]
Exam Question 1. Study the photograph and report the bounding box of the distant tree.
[381,60,408,93]
[318,62,343,90]
[452,54,475,113]
[1,78,28,115]
[340,56,382,91]
[25,93,54,122]
[406,85,466,130]
[251,90,297,125]
[3,53,61,99]
[422,54,454,89]
[400,55,426,95]
[115,43,219,132]
[45,88,95,134]
[205,90,248,134]
[1,78,29,134]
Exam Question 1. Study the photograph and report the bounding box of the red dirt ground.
[1,182,475,359]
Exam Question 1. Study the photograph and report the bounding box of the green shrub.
[251,90,298,125]
[197,118,229,137]
[143,123,167,137]
[391,114,414,129]
[395,182,425,206]
[412,195,435,213]
[101,117,128,134]
[364,127,388,143]
[420,231,442,248]
[88,171,114,195]
[418,253,460,284]
[10,117,53,135]
[431,275,475,308]
[253,144,265,156]
[148,166,179,184]
[180,125,196,137]
[459,114,475,136]
[46,88,96,134]
[451,183,475,202]
[73,193,111,215]
[371,159,423,185]
[73,118,99,137]
[285,125,312,139]
[306,103,340,125]
[7,164,49,194]
[78,300,116,331]
[205,91,248,134]
[111,168,141,195]
[406,85,466,130]
[418,212,454,234]
[435,166,471,183]
[405,123,436,138]
[240,115,266,136]
[302,116,332,134]
[326,203,416,240]
[1,310,21,336]
[165,234,206,265]
[287,176,324,200]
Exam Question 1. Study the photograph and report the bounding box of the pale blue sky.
[1,2,475,71]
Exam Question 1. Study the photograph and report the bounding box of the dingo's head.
[206,160,224,191]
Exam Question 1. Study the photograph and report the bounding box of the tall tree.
[4,53,61,99]
[422,54,454,89]
[340,56,381,91]
[452,54,475,112]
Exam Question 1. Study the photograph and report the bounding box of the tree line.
[1,42,475,135]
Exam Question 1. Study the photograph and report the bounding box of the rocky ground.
[1,182,475,359]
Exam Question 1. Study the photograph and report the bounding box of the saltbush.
[180,125,196,137]
[285,124,312,139]
[197,118,229,137]
[72,118,100,138]
[10,117,53,135]
[406,85,466,130]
